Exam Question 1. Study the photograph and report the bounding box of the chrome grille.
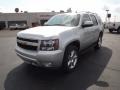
[17,37,38,51]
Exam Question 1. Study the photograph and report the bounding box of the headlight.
[40,39,59,51]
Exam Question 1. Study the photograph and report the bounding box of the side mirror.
[82,21,93,27]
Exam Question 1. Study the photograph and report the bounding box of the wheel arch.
[64,40,80,52]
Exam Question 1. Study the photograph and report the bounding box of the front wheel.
[62,45,79,72]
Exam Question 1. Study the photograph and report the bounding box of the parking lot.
[0,30,120,90]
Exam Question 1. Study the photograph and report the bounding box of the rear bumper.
[15,46,64,68]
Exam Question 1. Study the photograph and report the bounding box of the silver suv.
[16,12,104,71]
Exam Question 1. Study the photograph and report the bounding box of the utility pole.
[114,16,116,24]
[105,9,109,28]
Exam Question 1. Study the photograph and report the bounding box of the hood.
[17,26,75,39]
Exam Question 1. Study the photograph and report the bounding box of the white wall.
[0,12,58,29]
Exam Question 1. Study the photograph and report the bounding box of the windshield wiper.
[44,24,65,26]
[44,24,52,26]
[52,24,65,26]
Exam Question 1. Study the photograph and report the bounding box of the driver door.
[80,14,93,50]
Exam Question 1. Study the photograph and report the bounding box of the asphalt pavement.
[0,30,120,90]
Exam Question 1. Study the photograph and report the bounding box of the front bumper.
[16,46,64,68]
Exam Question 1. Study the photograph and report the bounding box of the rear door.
[89,14,100,42]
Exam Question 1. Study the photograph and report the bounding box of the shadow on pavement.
[4,47,112,90]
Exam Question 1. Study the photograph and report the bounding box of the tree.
[60,10,64,13]
[67,8,72,13]
[24,11,28,13]
[51,10,55,12]
[15,8,19,13]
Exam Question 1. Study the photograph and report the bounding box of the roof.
[57,11,98,16]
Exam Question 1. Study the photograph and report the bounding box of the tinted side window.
[90,15,98,25]
[82,14,91,24]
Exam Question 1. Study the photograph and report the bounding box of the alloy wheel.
[67,50,78,69]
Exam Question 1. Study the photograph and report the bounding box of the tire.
[94,34,102,50]
[117,28,120,34]
[109,29,113,33]
[62,45,79,72]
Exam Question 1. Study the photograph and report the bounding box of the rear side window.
[90,14,98,26]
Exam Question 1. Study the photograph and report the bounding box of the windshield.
[45,14,80,26]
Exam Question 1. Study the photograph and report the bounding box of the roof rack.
[76,11,97,14]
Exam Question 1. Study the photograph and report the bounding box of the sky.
[0,0,120,21]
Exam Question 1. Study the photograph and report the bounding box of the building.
[0,12,58,30]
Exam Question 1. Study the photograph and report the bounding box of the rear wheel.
[62,45,79,72]
[94,34,102,50]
